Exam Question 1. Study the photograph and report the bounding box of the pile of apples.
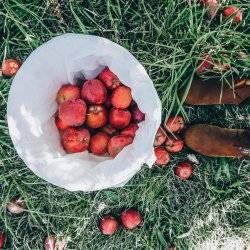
[154,115,193,181]
[55,67,145,157]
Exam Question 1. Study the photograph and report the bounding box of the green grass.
[0,0,250,249]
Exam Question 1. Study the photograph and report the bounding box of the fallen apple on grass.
[44,235,56,250]
[44,235,66,250]
[6,197,26,215]
[165,136,184,153]
[121,208,142,229]
[196,54,213,74]
[0,232,6,249]
[200,0,219,18]
[175,162,193,180]
[223,6,242,23]
[99,215,119,235]
[154,115,185,167]
[154,147,170,166]
[154,127,167,146]
[165,115,185,133]
[1,58,21,77]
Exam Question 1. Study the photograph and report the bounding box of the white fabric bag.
[7,34,161,192]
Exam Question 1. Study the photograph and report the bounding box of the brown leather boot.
[184,124,250,158]
[183,78,250,105]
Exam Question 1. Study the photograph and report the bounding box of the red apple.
[44,235,56,250]
[196,54,213,74]
[131,105,145,123]
[109,108,131,129]
[120,123,139,138]
[81,79,107,104]
[154,127,167,146]
[101,124,117,136]
[0,232,6,249]
[55,115,69,131]
[154,147,170,166]
[99,67,121,90]
[223,6,242,23]
[201,0,219,17]
[164,115,185,133]
[121,208,142,229]
[90,132,110,156]
[61,127,90,153]
[6,197,26,215]
[99,215,119,235]
[175,162,193,180]
[111,86,132,109]
[1,59,21,77]
[165,136,184,153]
[56,84,80,104]
[44,235,66,250]
[108,135,133,158]
[86,105,108,129]
[59,99,86,127]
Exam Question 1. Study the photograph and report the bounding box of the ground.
[0,0,250,249]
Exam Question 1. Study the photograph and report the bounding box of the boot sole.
[183,78,250,105]
[184,124,250,158]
